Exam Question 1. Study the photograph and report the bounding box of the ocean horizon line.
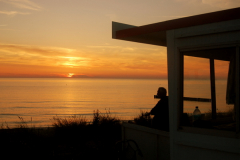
[0,77,228,80]
[0,77,168,80]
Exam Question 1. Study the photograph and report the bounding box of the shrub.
[133,110,152,127]
[1,122,10,129]
[17,116,29,128]
[51,115,88,128]
[92,109,120,126]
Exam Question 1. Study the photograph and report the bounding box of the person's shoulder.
[162,96,169,104]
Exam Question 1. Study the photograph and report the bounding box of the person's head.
[157,87,167,98]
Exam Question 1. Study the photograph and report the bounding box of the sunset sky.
[0,0,239,78]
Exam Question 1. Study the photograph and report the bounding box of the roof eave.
[112,7,240,46]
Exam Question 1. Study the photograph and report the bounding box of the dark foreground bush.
[0,110,122,160]
[133,110,152,128]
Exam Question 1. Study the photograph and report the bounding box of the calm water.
[0,78,233,128]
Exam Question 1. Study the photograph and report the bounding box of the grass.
[1,116,30,129]
[92,109,120,126]
[17,116,29,128]
[0,121,10,129]
[52,115,88,128]
[133,110,152,128]
[0,110,122,160]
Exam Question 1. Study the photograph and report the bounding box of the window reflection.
[181,48,236,132]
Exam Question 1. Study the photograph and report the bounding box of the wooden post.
[179,53,184,127]
[236,46,239,134]
[210,58,217,119]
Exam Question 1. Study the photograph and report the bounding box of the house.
[112,7,240,160]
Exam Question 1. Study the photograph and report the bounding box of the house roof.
[113,7,240,46]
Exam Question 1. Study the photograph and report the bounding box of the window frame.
[178,45,239,137]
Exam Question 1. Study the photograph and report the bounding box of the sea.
[0,78,233,128]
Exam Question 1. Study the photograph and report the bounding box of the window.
[180,47,238,132]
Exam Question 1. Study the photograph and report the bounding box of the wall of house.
[175,144,240,160]
[167,19,240,160]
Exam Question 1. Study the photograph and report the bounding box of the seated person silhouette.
[148,87,169,131]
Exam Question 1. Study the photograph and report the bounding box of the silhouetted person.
[149,87,169,131]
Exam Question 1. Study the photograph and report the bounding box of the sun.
[67,73,74,78]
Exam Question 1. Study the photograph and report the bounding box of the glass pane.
[182,52,236,132]
[213,60,235,131]
[182,56,211,126]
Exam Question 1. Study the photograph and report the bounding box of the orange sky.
[0,0,239,78]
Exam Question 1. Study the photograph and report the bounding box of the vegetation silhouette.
[133,110,152,127]
[0,110,121,160]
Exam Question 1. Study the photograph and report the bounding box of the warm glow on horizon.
[67,73,75,78]
[0,0,239,78]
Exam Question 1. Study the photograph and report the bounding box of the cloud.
[175,0,240,9]
[0,43,78,56]
[202,0,240,8]
[0,10,30,16]
[0,43,168,78]
[0,43,89,67]
[152,15,188,19]
[85,46,167,72]
[0,0,41,11]
[87,44,165,54]
[87,45,120,49]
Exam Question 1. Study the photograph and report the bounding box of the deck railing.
[121,123,170,160]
